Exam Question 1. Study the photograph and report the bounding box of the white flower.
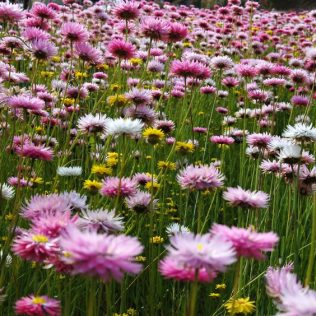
[278,144,301,163]
[210,56,234,70]
[77,209,124,232]
[0,184,15,200]
[77,113,108,134]
[166,223,190,236]
[283,123,316,142]
[57,166,82,176]
[105,117,144,137]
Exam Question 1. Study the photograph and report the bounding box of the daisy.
[77,113,108,134]
[105,118,144,137]
[57,166,82,177]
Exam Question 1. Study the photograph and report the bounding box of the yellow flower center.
[32,296,46,305]
[197,243,204,251]
[32,235,48,243]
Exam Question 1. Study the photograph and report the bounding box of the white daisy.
[0,184,15,200]
[283,123,316,142]
[105,117,144,137]
[166,223,190,236]
[77,113,108,134]
[278,144,301,164]
[57,166,82,176]
[77,208,124,233]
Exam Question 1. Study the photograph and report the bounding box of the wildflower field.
[1,0,316,315]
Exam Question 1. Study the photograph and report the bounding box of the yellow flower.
[107,94,129,107]
[62,98,75,106]
[175,141,195,154]
[75,71,88,79]
[40,71,54,78]
[130,58,143,65]
[183,42,192,48]
[110,84,120,91]
[143,128,165,145]
[106,157,118,167]
[157,161,176,170]
[5,213,14,221]
[52,56,61,63]
[135,256,146,262]
[127,308,137,316]
[266,30,273,35]
[91,164,112,176]
[225,297,255,315]
[215,283,226,290]
[209,293,220,298]
[35,126,44,133]
[83,179,102,191]
[145,181,160,192]
[31,177,43,186]
[150,236,164,244]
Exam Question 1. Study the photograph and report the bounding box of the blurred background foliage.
[163,0,316,10]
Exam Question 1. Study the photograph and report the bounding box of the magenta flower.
[0,3,24,24]
[171,60,210,80]
[177,164,224,191]
[60,226,143,281]
[31,3,56,20]
[100,177,138,198]
[211,224,279,260]
[210,135,235,145]
[15,295,61,316]
[167,22,188,42]
[223,186,269,209]
[159,257,217,282]
[108,39,135,60]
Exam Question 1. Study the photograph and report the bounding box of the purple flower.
[108,39,135,60]
[141,17,170,41]
[8,95,45,111]
[60,226,143,281]
[171,60,210,79]
[61,22,89,43]
[114,1,140,20]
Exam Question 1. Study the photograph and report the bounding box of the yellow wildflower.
[225,297,255,315]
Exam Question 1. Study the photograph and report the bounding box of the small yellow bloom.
[130,58,143,65]
[209,292,220,298]
[150,236,164,244]
[5,213,14,221]
[91,164,112,176]
[145,181,160,192]
[175,141,195,154]
[107,94,129,107]
[110,84,120,91]
[31,177,44,185]
[62,98,75,106]
[127,308,137,316]
[83,179,102,191]
[35,126,44,133]
[225,297,255,315]
[143,128,165,145]
[52,56,61,63]
[75,71,88,79]
[40,71,54,78]
[183,42,192,48]
[157,161,176,171]
[106,157,118,167]
[135,256,146,262]
[215,283,226,290]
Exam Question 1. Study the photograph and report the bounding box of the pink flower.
[61,22,89,43]
[31,39,57,60]
[75,42,103,65]
[16,143,53,161]
[114,1,140,20]
[211,224,279,260]
[159,257,217,282]
[0,3,24,24]
[31,3,56,20]
[15,295,61,316]
[210,135,235,145]
[100,177,138,198]
[177,164,224,190]
[12,231,58,262]
[223,186,269,209]
[171,60,210,79]
[108,39,135,60]
[141,17,170,41]
[167,22,188,42]
[163,232,236,273]
[60,226,143,281]
[8,95,45,111]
